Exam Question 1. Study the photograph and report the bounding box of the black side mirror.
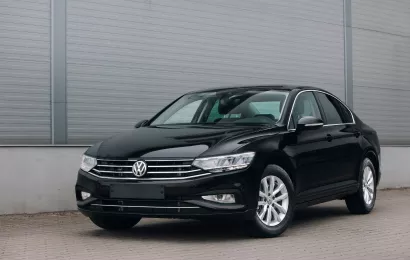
[296,116,324,132]
[134,119,149,128]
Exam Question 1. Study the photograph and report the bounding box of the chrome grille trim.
[90,158,205,180]
[91,204,200,209]
[95,158,193,162]
[129,159,194,162]
[98,164,133,168]
[145,169,201,174]
[85,170,212,181]
[93,169,133,174]
[148,165,192,168]
[93,169,201,175]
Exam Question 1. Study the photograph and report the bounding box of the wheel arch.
[361,148,380,186]
[265,152,297,189]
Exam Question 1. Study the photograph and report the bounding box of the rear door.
[314,92,362,184]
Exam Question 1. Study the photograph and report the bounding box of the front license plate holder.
[109,184,164,199]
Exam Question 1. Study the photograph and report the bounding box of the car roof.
[186,85,328,94]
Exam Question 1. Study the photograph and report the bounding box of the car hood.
[89,125,270,159]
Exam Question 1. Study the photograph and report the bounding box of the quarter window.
[315,93,352,124]
[290,92,322,129]
[335,100,354,123]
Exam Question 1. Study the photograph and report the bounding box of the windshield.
[150,89,289,126]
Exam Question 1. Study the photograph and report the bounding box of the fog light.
[202,194,235,204]
[81,191,91,200]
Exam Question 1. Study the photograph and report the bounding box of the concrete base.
[0,147,87,215]
[0,146,408,214]
[378,147,410,189]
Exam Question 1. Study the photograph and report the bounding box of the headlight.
[192,152,255,173]
[80,155,97,172]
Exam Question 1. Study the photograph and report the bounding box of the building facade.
[1,0,409,214]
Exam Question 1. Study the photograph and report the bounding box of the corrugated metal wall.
[66,0,345,144]
[0,0,51,144]
[352,0,410,145]
[2,0,409,145]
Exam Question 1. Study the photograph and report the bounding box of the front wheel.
[345,158,377,214]
[247,165,295,238]
[89,215,141,230]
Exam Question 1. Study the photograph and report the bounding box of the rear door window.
[316,92,353,125]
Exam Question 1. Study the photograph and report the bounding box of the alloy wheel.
[362,166,375,205]
[257,175,289,227]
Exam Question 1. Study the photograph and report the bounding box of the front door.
[284,91,335,193]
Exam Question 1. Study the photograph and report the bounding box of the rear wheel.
[89,215,141,230]
[247,165,295,238]
[345,158,377,214]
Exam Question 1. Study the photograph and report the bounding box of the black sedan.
[75,85,381,237]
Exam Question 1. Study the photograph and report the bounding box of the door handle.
[326,134,333,142]
[354,131,361,138]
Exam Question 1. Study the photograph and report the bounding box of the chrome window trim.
[305,123,324,127]
[287,89,356,131]
[323,123,355,127]
[85,170,212,181]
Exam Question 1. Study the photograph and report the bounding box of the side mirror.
[296,116,324,132]
[134,119,149,128]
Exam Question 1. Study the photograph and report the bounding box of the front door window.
[289,92,322,129]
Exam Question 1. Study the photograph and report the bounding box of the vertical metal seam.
[64,0,68,144]
[343,0,353,109]
[50,0,53,144]
[51,0,67,144]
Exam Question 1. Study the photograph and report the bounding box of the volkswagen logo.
[132,160,147,177]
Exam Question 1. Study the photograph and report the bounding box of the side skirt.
[295,180,359,209]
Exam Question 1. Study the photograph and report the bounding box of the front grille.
[89,159,205,180]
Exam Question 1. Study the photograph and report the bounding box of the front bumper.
[75,169,256,219]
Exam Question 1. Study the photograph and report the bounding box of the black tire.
[89,215,141,230]
[345,158,377,214]
[247,165,295,238]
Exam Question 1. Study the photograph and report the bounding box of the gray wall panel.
[0,0,51,144]
[352,0,410,37]
[352,0,410,144]
[67,0,345,144]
